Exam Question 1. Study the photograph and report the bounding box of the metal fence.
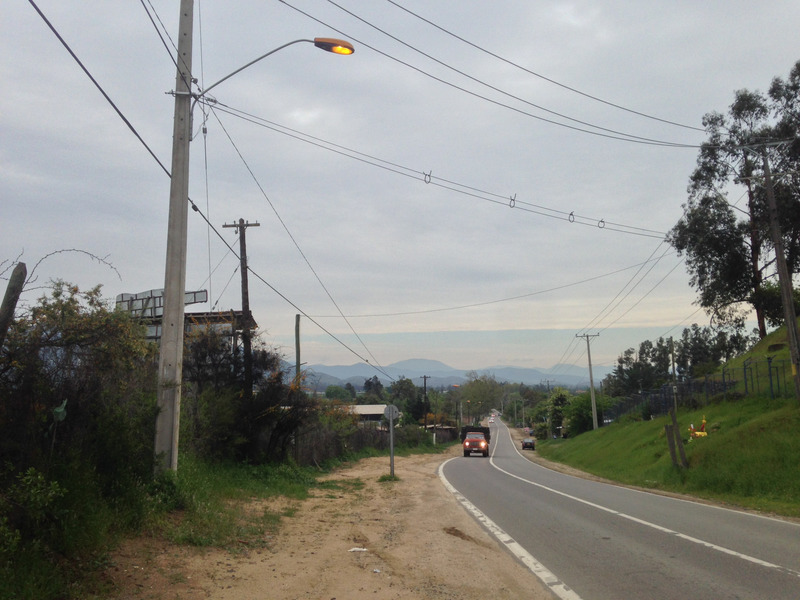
[604,358,794,423]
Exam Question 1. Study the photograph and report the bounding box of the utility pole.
[223,218,260,401]
[541,379,553,393]
[576,333,600,429]
[421,375,430,428]
[155,0,194,473]
[670,336,678,414]
[295,314,301,387]
[759,147,800,401]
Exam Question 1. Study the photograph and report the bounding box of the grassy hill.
[536,328,800,518]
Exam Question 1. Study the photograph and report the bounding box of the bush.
[0,283,160,598]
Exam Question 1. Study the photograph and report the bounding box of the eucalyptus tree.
[668,61,800,338]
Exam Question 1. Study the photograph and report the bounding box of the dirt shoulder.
[105,443,554,600]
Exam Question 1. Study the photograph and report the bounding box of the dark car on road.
[521,438,535,450]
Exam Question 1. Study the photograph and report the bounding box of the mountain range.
[296,358,614,393]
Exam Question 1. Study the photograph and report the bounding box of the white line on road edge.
[438,458,584,600]
[490,426,800,580]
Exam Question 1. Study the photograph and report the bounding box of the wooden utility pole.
[576,333,600,429]
[0,262,26,348]
[421,375,430,428]
[295,314,301,387]
[223,218,260,400]
[759,148,800,402]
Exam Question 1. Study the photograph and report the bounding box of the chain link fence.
[604,358,794,423]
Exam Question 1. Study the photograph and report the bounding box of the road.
[440,419,800,600]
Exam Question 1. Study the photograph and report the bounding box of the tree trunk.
[746,175,768,338]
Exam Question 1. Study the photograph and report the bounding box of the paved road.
[440,419,800,600]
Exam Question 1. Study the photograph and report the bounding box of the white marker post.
[384,404,399,477]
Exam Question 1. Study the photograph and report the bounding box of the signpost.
[384,404,399,477]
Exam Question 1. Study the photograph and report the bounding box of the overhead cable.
[323,0,700,146]
[208,102,667,239]
[384,0,705,132]
[277,0,699,148]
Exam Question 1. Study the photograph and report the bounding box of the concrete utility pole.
[576,333,600,429]
[155,0,194,473]
[223,218,260,400]
[153,18,354,473]
[759,148,800,401]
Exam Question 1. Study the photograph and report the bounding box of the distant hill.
[292,358,613,392]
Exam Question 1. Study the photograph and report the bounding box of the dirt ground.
[104,436,558,600]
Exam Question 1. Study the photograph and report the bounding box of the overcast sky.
[3,1,799,376]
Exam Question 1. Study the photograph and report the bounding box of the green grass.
[154,439,456,549]
[536,395,800,517]
[157,455,320,548]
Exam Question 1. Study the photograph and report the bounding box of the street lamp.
[155,0,354,472]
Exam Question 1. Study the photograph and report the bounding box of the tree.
[362,376,384,402]
[564,391,614,437]
[668,61,800,338]
[388,377,418,420]
[547,388,570,438]
[0,282,159,569]
[325,385,352,401]
[461,372,503,424]
[603,338,672,397]
[602,324,756,394]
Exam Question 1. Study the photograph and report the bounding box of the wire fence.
[604,358,794,423]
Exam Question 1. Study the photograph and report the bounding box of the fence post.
[743,359,749,395]
[670,409,688,468]
[722,367,727,401]
[665,424,678,467]
[767,356,775,400]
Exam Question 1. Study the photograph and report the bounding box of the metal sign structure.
[115,288,208,318]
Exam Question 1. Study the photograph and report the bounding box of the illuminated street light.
[155,0,354,472]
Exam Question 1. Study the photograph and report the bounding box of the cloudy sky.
[3,1,799,376]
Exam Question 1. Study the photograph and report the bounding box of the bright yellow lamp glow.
[314,37,355,55]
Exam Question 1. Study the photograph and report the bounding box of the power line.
[278,0,700,148]
[323,0,700,146]
[28,0,393,382]
[208,108,390,376]
[384,0,705,132]
[308,254,678,318]
[27,0,170,179]
[207,102,668,239]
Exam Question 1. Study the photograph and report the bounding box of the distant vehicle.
[521,438,535,450]
[488,418,495,423]
[463,432,489,457]
[461,426,491,458]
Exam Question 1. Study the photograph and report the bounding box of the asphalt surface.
[440,419,800,600]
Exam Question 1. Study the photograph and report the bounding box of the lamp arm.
[195,38,313,102]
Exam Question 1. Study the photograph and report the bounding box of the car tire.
[463,450,470,457]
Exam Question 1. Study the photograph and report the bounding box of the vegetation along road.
[442,419,800,600]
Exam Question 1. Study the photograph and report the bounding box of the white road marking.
[438,458,584,600]
[490,424,800,579]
